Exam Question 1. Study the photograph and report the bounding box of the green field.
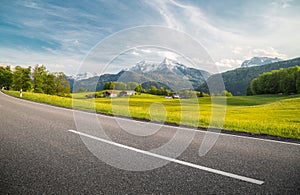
[4,90,300,139]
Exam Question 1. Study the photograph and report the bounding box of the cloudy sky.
[1,0,299,75]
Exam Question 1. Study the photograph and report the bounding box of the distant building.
[119,90,136,97]
[103,90,118,98]
[172,94,180,99]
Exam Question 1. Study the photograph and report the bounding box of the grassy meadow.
[4,90,300,139]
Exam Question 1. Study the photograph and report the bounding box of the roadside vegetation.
[1,65,300,139]
[0,65,70,97]
[3,90,300,139]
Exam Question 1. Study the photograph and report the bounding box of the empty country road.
[0,92,299,194]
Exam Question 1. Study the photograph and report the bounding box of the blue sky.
[1,0,299,74]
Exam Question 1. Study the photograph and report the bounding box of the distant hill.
[69,72,122,92]
[198,57,300,95]
[241,57,282,68]
[141,81,172,91]
[71,58,210,92]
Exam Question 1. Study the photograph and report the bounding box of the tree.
[12,66,32,91]
[197,91,209,97]
[250,78,260,95]
[77,87,86,93]
[114,82,126,90]
[296,67,300,93]
[179,90,197,98]
[103,82,110,90]
[149,86,158,95]
[221,90,233,97]
[43,73,55,95]
[135,84,142,94]
[0,66,13,89]
[54,72,70,96]
[32,65,47,93]
[103,82,115,90]
[127,82,138,90]
[246,86,252,96]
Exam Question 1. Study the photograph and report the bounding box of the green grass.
[4,90,300,139]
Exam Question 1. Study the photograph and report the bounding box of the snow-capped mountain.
[71,72,99,80]
[72,58,211,92]
[129,57,194,73]
[241,57,282,68]
[124,57,211,91]
[129,60,160,73]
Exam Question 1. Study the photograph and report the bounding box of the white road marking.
[1,92,299,146]
[68,129,265,185]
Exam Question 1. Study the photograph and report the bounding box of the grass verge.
[4,90,300,139]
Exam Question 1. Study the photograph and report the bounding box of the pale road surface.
[0,92,299,194]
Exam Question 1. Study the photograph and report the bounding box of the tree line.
[248,66,300,95]
[101,81,230,98]
[102,81,169,95]
[103,81,140,91]
[0,65,70,97]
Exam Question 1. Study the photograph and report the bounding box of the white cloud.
[157,51,179,60]
[250,47,287,59]
[0,47,80,74]
[215,59,242,68]
[232,47,243,54]
[146,0,238,41]
[139,49,153,54]
[128,48,179,61]
[131,51,140,56]
[3,1,300,75]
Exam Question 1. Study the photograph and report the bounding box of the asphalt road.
[0,92,299,194]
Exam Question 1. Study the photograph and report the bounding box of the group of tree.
[147,86,173,96]
[248,66,300,95]
[102,81,217,98]
[0,66,13,90]
[0,65,70,97]
[103,81,173,96]
[103,81,139,91]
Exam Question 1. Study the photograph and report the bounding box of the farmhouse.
[119,90,136,96]
[103,91,118,98]
[172,94,180,99]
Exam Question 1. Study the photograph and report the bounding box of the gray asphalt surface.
[0,92,299,194]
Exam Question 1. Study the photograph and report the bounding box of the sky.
[1,0,300,75]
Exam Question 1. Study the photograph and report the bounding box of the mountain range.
[71,58,210,92]
[241,57,282,68]
[70,56,300,95]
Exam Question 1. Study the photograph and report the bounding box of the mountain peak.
[241,56,282,68]
[71,72,99,80]
[129,58,186,73]
[129,60,158,73]
[162,57,174,65]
